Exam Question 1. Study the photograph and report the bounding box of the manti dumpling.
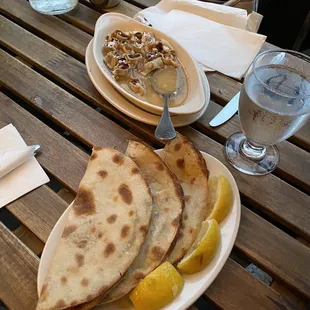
[139,57,164,76]
[128,78,146,96]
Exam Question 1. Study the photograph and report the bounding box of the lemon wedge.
[129,262,184,310]
[207,175,233,223]
[177,219,220,274]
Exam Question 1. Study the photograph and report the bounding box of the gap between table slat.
[1,0,309,152]
[1,90,310,300]
[1,45,310,244]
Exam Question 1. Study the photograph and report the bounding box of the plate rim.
[37,150,241,310]
[92,12,205,116]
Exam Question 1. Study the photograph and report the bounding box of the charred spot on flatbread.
[73,187,96,216]
[174,143,182,151]
[118,184,133,204]
[104,243,116,258]
[131,167,139,175]
[62,225,77,238]
[55,299,66,308]
[150,246,165,260]
[121,224,130,238]
[97,170,108,178]
[60,277,67,285]
[107,214,117,224]
[133,272,145,282]
[176,158,185,169]
[90,152,98,160]
[171,214,181,227]
[139,225,147,235]
[112,153,124,165]
[155,162,164,171]
[81,278,89,287]
[75,254,85,267]
[77,240,88,249]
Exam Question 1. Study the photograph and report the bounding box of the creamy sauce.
[119,66,188,108]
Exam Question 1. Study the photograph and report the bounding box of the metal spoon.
[152,67,183,140]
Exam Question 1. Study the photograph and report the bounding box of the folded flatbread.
[160,133,210,263]
[102,141,184,303]
[37,147,153,310]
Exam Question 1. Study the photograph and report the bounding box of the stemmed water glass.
[225,49,310,176]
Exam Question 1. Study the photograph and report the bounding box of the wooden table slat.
[6,185,68,243]
[194,102,310,193]
[13,225,44,255]
[1,0,309,152]
[0,159,297,310]
[1,92,310,300]
[53,0,310,152]
[0,0,91,61]
[1,1,310,308]
[1,25,310,244]
[2,15,310,195]
[0,222,38,310]
[4,14,309,194]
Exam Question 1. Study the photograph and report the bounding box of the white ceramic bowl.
[93,13,205,116]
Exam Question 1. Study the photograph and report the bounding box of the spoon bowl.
[153,68,184,140]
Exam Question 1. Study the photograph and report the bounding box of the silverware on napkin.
[209,92,240,127]
[0,145,40,179]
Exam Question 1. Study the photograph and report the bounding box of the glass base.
[224,132,279,176]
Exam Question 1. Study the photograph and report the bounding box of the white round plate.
[37,150,241,310]
[86,39,210,127]
[93,13,205,116]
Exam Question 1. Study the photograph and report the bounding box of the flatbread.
[37,147,153,310]
[160,133,210,263]
[102,141,184,303]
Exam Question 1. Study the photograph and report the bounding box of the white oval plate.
[86,39,210,127]
[93,13,205,116]
[37,150,241,310]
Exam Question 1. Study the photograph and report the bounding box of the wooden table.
[0,1,310,309]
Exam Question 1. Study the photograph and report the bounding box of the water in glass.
[239,65,310,145]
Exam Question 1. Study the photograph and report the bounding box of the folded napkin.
[0,124,50,208]
[135,0,266,79]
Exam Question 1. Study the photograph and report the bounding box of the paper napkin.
[0,124,50,208]
[136,0,266,79]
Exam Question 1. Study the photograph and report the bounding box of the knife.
[209,92,240,127]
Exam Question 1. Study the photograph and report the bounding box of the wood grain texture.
[194,100,310,193]
[57,188,75,204]
[13,225,44,255]
[2,16,309,194]
[178,127,310,241]
[2,0,309,152]
[0,93,301,309]
[1,93,310,301]
[6,185,68,243]
[2,48,310,244]
[0,48,139,153]
[205,259,298,310]
[237,207,310,298]
[0,92,89,192]
[0,0,92,61]
[5,38,309,245]
[0,222,39,310]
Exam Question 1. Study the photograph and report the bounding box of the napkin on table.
[0,124,50,208]
[135,0,266,79]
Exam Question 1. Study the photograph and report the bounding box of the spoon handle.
[154,94,176,140]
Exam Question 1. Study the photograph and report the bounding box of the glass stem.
[240,139,267,161]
